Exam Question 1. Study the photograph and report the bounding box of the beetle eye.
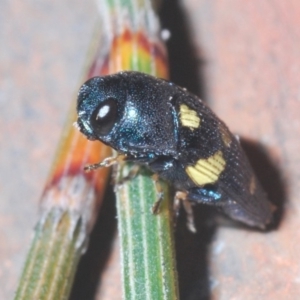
[91,98,118,135]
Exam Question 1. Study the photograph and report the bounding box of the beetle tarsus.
[175,191,197,233]
[84,155,126,172]
[151,174,164,214]
[152,196,163,214]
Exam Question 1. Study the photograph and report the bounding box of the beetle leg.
[173,194,181,218]
[151,174,164,214]
[174,191,196,233]
[84,154,126,172]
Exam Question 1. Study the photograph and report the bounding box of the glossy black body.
[76,71,273,228]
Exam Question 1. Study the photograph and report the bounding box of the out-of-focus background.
[1,0,300,299]
[0,1,98,297]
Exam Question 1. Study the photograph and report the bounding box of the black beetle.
[76,71,273,229]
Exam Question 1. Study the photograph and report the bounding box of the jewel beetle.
[75,71,274,229]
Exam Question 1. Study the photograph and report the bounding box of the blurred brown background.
[1,0,299,299]
[0,0,98,297]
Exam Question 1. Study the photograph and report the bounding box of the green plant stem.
[116,167,179,300]
[15,210,84,300]
[102,0,180,298]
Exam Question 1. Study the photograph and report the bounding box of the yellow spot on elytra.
[186,151,226,186]
[219,124,232,147]
[249,176,256,195]
[180,104,201,130]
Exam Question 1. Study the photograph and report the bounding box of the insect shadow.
[159,0,206,100]
[69,185,117,300]
[240,139,285,230]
